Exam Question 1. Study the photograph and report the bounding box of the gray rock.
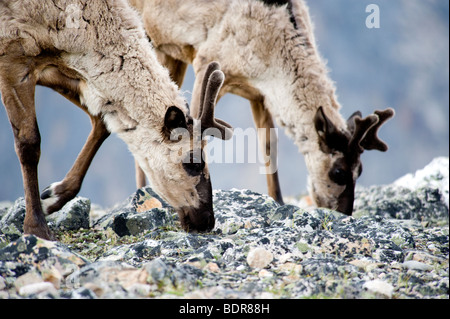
[93,187,176,236]
[268,204,300,222]
[0,157,448,299]
[394,157,449,208]
[0,197,91,239]
[0,201,12,219]
[0,197,26,240]
[47,197,91,231]
[111,208,175,237]
[354,185,449,225]
[65,287,98,299]
[0,234,88,296]
[354,157,449,226]
[131,187,171,209]
[144,258,170,283]
[100,238,162,265]
[65,260,134,289]
[213,189,279,234]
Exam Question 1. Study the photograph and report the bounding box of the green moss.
[56,227,142,261]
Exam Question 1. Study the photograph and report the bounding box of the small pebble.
[363,279,394,298]
[19,282,58,297]
[402,260,433,271]
[247,247,273,269]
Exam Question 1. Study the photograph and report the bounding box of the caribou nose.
[198,210,215,232]
[177,207,215,233]
[336,184,355,216]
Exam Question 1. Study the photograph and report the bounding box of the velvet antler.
[197,62,233,140]
[348,115,379,153]
[360,108,395,152]
[347,108,394,153]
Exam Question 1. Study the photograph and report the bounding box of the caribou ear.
[346,110,362,134]
[162,106,187,140]
[314,106,348,153]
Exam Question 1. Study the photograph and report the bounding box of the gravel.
[0,157,448,299]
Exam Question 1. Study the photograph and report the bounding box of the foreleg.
[250,99,284,205]
[38,69,110,214]
[40,113,109,214]
[0,74,53,240]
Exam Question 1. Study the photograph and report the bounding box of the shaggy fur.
[0,0,229,239]
[129,0,394,213]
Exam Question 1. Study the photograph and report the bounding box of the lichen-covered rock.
[354,157,449,226]
[0,157,448,299]
[47,197,91,231]
[0,201,12,220]
[0,197,26,241]
[354,185,448,225]
[394,157,449,208]
[268,204,300,222]
[101,209,174,237]
[0,235,88,298]
[93,187,176,237]
[213,189,279,234]
[0,197,91,240]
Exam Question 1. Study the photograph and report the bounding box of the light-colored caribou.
[129,0,394,214]
[0,0,232,240]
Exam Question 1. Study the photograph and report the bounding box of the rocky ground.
[0,157,448,300]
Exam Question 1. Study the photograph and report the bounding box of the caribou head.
[148,62,232,232]
[307,106,395,215]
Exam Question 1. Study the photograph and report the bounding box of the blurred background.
[1,0,448,208]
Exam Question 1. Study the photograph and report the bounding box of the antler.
[348,114,379,153]
[197,62,233,140]
[360,108,395,151]
[348,108,394,154]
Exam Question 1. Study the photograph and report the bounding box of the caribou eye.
[329,168,348,186]
[183,152,205,176]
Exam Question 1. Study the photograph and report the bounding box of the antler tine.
[197,62,221,120]
[199,62,233,140]
[349,114,379,154]
[360,108,395,152]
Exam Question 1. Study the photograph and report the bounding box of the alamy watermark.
[366,4,380,29]
[168,125,279,175]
